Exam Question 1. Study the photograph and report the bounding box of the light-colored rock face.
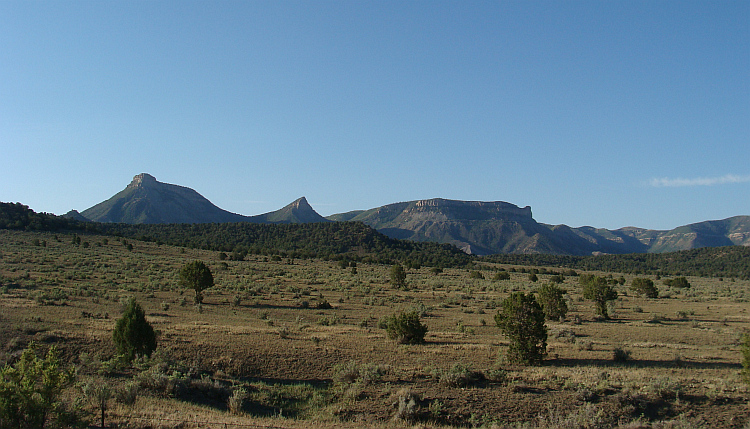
[127,173,158,189]
[413,198,532,218]
[729,232,750,245]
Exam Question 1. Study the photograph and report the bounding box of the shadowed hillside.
[328,199,750,256]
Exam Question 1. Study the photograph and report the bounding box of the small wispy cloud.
[649,174,750,188]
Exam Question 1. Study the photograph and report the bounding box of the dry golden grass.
[1,229,749,428]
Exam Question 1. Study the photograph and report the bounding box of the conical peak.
[293,197,310,209]
[128,173,157,189]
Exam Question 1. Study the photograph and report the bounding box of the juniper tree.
[112,298,157,362]
[537,282,568,321]
[581,274,618,319]
[390,264,407,289]
[495,292,547,365]
[179,260,214,304]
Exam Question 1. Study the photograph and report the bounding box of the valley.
[1,229,748,428]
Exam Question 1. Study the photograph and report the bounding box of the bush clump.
[0,343,83,428]
[663,276,690,289]
[612,347,631,362]
[383,311,428,344]
[630,278,658,298]
[333,361,388,385]
[434,363,485,387]
[493,271,511,281]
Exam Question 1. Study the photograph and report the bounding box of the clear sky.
[1,1,748,230]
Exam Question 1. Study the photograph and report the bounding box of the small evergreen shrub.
[113,298,157,362]
[384,311,428,344]
[178,260,214,304]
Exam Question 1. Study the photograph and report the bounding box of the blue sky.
[1,1,748,230]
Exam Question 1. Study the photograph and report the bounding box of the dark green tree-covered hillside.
[3,201,748,277]
[483,247,750,279]
[96,221,472,267]
[0,202,87,231]
[0,202,471,268]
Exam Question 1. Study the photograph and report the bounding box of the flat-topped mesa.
[127,173,158,189]
[414,198,533,219]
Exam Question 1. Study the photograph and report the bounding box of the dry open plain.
[1,229,748,428]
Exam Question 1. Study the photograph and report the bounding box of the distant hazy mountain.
[79,173,327,225]
[327,198,750,255]
[251,197,329,224]
[327,199,570,255]
[75,174,748,254]
[640,216,750,252]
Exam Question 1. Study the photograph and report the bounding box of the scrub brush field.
[1,230,748,428]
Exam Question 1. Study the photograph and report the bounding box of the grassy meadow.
[1,229,748,428]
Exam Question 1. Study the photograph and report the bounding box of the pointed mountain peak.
[128,173,158,189]
[291,196,311,209]
[253,196,329,224]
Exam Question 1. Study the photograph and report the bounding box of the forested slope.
[0,202,471,268]
[483,246,750,279]
[3,202,747,277]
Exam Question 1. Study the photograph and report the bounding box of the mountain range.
[70,173,328,225]
[67,173,750,255]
